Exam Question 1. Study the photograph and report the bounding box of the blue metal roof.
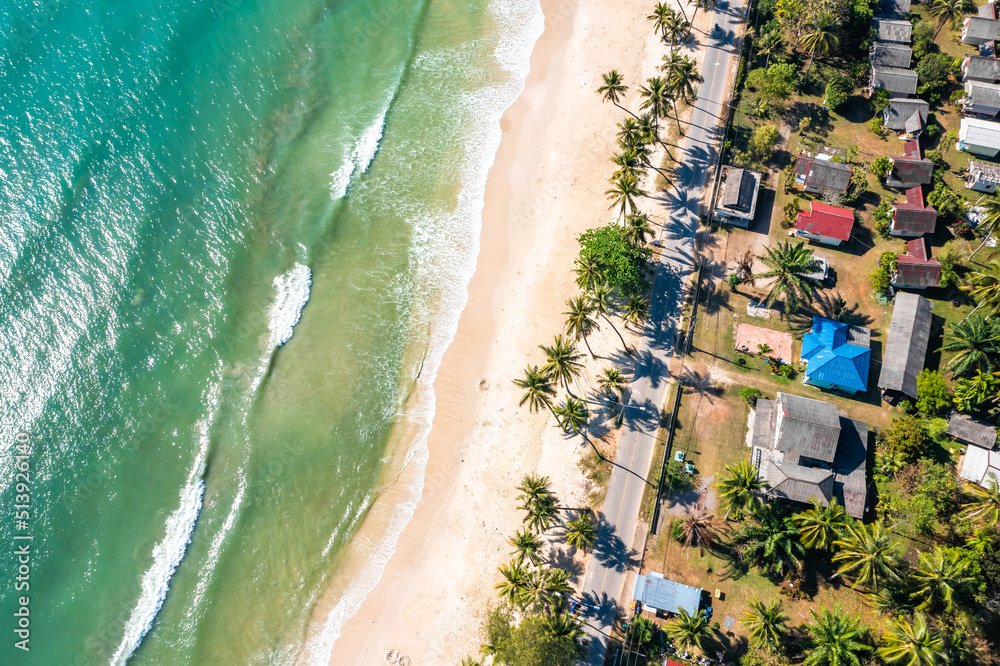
[801,318,871,393]
[631,574,701,615]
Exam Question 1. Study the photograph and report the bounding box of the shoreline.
[326,0,663,661]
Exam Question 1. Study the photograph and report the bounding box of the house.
[870,42,912,69]
[962,17,1000,46]
[965,159,1000,193]
[793,152,853,194]
[801,317,872,394]
[713,166,762,227]
[960,447,1000,488]
[751,392,869,518]
[877,292,932,403]
[886,140,935,188]
[794,202,855,246]
[950,413,998,449]
[877,0,911,18]
[963,80,1000,117]
[958,117,1000,157]
[877,19,913,43]
[871,66,919,97]
[962,55,1000,83]
[882,98,929,138]
[631,573,701,615]
[890,186,937,236]
[894,237,942,289]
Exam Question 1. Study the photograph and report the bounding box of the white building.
[958,117,1000,157]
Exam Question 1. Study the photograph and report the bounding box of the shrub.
[748,124,780,162]
[926,180,968,222]
[670,519,685,542]
[950,88,967,106]
[869,87,890,113]
[578,225,652,297]
[825,76,854,110]
[740,387,764,406]
[868,116,888,138]
[916,369,951,415]
[911,22,934,61]
[870,250,897,298]
[781,164,796,193]
[871,155,892,181]
[873,201,893,237]
[728,272,742,289]
[916,53,952,94]
[781,197,800,228]
[880,414,928,462]
[898,399,915,414]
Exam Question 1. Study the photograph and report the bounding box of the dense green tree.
[751,241,822,313]
[915,53,952,94]
[793,497,847,550]
[742,597,788,652]
[825,76,854,110]
[915,369,951,415]
[748,124,780,162]
[832,521,900,591]
[747,62,800,109]
[716,460,768,519]
[805,605,871,666]
[481,605,587,665]
[943,315,1000,377]
[578,225,651,297]
[880,415,928,462]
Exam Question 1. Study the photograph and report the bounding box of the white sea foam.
[329,161,355,201]
[110,447,208,665]
[269,262,312,347]
[188,472,246,613]
[301,0,545,661]
[328,106,389,200]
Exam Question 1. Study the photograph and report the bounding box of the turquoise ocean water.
[0,0,542,663]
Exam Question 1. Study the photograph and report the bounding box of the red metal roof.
[891,187,937,234]
[795,202,855,241]
[896,237,941,287]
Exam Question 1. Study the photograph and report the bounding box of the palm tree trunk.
[582,334,596,359]
[615,101,640,120]
[970,234,993,259]
[673,99,684,136]
[643,158,673,184]
[804,49,815,82]
[675,0,689,22]
[600,313,634,355]
[962,299,987,323]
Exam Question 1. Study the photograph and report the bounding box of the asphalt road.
[580,2,747,663]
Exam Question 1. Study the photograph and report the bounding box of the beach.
[327,0,677,661]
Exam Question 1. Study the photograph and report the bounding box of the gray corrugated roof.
[965,56,1000,82]
[870,42,913,68]
[966,17,1000,41]
[877,19,913,43]
[795,156,853,191]
[872,66,919,95]
[878,0,911,16]
[949,413,998,448]
[981,1,998,19]
[720,167,758,211]
[877,292,932,399]
[775,392,841,464]
[883,98,929,130]
[967,81,1000,108]
[834,417,870,518]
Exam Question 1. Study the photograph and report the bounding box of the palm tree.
[756,30,786,67]
[539,334,583,396]
[734,248,755,286]
[801,12,840,79]
[742,597,788,652]
[680,504,721,554]
[966,529,995,555]
[805,605,870,666]
[623,295,648,331]
[513,365,556,414]
[715,460,767,519]
[961,472,1000,528]
[495,561,530,607]
[617,117,645,151]
[971,198,1000,258]
[910,546,971,612]
[597,70,637,119]
[552,396,590,435]
[648,3,676,38]
[523,493,558,533]
[943,315,1000,377]
[597,367,628,400]
[665,58,703,131]
[624,212,654,247]
[508,529,543,567]
[751,241,822,314]
[516,472,552,509]
[605,171,646,220]
[929,0,966,39]
[639,77,673,134]
[793,497,848,550]
[691,0,718,24]
[543,567,573,601]
[590,284,632,354]
[545,611,587,648]
[574,247,605,293]
[664,608,710,653]
[661,12,692,51]
[564,514,598,552]
[879,613,946,666]
[461,657,482,666]
[832,521,900,591]
[731,507,805,579]
[611,148,643,182]
[964,259,1000,318]
[953,370,1000,412]
[564,296,599,358]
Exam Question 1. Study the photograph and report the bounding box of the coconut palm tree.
[640,77,673,135]
[832,520,900,591]
[523,493,558,533]
[516,473,552,508]
[971,197,1000,258]
[661,12,693,51]
[552,396,590,435]
[961,472,1000,528]
[543,567,573,603]
[623,295,649,331]
[929,0,966,39]
[943,315,1000,377]
[623,212,654,247]
[597,70,637,119]
[611,148,644,182]
[910,546,971,612]
[801,12,840,79]
[666,57,703,131]
[964,259,1000,318]
[590,284,632,354]
[508,529,543,567]
[879,613,946,666]
[513,365,556,414]
[574,247,606,293]
[742,597,788,652]
[597,367,628,400]
[564,514,598,553]
[564,296,600,358]
[751,241,822,314]
[756,29,786,67]
[793,497,848,550]
[805,605,870,666]
[731,507,805,579]
[715,460,768,519]
[617,117,646,151]
[966,528,995,555]
[545,611,588,648]
[605,171,646,220]
[665,608,710,653]
[679,504,721,554]
[460,657,482,666]
[648,3,677,38]
[539,334,583,396]
[735,248,756,286]
[495,561,530,607]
